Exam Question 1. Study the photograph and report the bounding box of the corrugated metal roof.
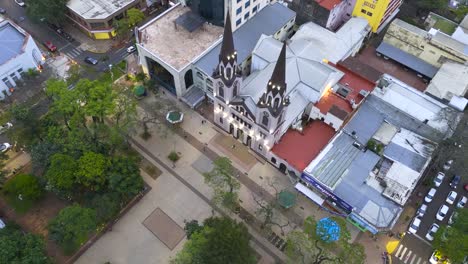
[376,42,438,78]
[0,21,25,65]
[194,3,295,75]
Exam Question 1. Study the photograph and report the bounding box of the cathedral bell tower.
[212,11,243,132]
[256,42,290,147]
[212,11,242,104]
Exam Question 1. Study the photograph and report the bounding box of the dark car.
[0,8,6,14]
[84,57,98,65]
[450,175,461,188]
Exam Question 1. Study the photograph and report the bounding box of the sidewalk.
[63,23,118,54]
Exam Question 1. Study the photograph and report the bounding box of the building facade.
[290,0,356,31]
[0,18,44,99]
[66,0,146,39]
[352,0,402,33]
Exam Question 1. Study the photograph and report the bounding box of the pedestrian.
[231,144,236,149]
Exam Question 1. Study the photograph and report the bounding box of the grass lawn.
[99,60,127,84]
[432,16,457,35]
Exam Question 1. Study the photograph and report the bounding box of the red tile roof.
[272,121,336,171]
[314,91,353,115]
[316,0,342,11]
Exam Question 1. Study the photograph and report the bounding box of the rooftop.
[337,57,382,83]
[271,120,336,171]
[139,4,224,71]
[425,61,468,100]
[376,42,438,78]
[316,0,342,11]
[67,0,136,20]
[0,19,27,65]
[333,62,376,104]
[314,91,352,116]
[290,17,369,64]
[194,3,296,75]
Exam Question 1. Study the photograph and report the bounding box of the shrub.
[3,174,43,201]
[168,151,180,162]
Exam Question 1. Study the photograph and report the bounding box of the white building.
[230,0,277,30]
[211,14,370,173]
[452,14,468,45]
[0,18,44,99]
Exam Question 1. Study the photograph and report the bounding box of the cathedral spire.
[257,42,289,117]
[219,11,236,65]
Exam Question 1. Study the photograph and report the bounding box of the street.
[392,234,433,264]
[0,1,133,71]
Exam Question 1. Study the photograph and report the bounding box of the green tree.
[7,103,41,146]
[49,205,97,254]
[114,19,130,38]
[30,140,62,172]
[203,157,240,210]
[184,220,202,239]
[87,192,121,223]
[76,152,109,190]
[127,8,145,26]
[107,156,143,199]
[0,224,50,264]
[286,217,365,264]
[26,0,68,25]
[3,174,43,202]
[171,217,256,264]
[433,208,468,263]
[45,153,78,194]
[416,0,446,10]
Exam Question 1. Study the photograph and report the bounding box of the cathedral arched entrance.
[246,136,252,147]
[279,163,287,174]
[229,124,234,135]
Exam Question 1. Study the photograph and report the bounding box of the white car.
[408,217,421,234]
[425,188,437,203]
[417,204,428,217]
[15,0,25,7]
[0,143,11,153]
[446,191,457,205]
[457,196,467,208]
[0,122,12,134]
[434,172,445,187]
[448,211,458,225]
[443,160,453,171]
[425,223,439,241]
[436,205,449,221]
[0,218,5,229]
[126,46,136,53]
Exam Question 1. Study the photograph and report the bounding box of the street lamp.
[109,64,114,82]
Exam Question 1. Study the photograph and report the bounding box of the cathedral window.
[262,112,269,127]
[218,83,224,98]
[274,98,280,109]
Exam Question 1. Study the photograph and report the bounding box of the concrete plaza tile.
[75,172,213,264]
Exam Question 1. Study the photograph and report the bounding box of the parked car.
[450,175,461,188]
[0,122,13,134]
[443,160,453,171]
[417,204,428,217]
[434,172,445,187]
[14,0,25,7]
[0,8,6,14]
[84,56,98,65]
[429,250,449,264]
[0,143,11,153]
[0,218,5,229]
[425,188,437,203]
[43,41,57,52]
[448,211,458,225]
[446,191,458,205]
[436,205,449,221]
[126,46,136,53]
[408,217,421,234]
[426,223,440,241]
[457,196,467,208]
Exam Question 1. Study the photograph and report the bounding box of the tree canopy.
[286,216,365,264]
[108,156,144,199]
[433,208,468,263]
[45,153,78,195]
[49,205,97,254]
[203,157,240,210]
[76,151,109,190]
[26,0,68,25]
[3,174,43,202]
[0,224,50,264]
[171,217,256,264]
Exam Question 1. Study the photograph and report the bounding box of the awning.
[181,86,205,108]
[295,182,324,205]
[376,42,438,78]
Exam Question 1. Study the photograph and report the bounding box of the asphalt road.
[0,1,132,71]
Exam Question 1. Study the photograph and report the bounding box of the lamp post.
[109,64,113,82]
